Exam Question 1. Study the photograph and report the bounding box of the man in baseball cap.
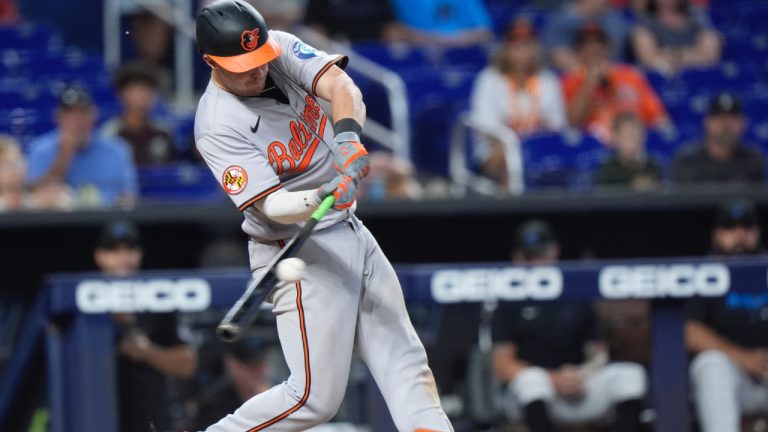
[671,92,765,184]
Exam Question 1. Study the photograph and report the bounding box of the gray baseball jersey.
[195,30,354,243]
[195,31,453,432]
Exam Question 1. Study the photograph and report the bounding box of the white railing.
[449,112,524,195]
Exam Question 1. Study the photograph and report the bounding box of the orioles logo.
[222,165,248,195]
[241,28,260,51]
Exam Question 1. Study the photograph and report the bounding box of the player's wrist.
[333,118,363,142]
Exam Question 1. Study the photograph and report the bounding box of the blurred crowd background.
[3,0,768,431]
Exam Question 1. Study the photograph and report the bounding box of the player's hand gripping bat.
[216,195,335,342]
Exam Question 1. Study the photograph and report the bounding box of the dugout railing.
[2,257,766,431]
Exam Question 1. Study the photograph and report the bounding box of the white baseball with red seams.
[194,27,453,432]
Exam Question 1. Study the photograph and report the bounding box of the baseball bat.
[216,195,336,342]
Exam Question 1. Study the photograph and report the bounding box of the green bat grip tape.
[311,195,335,221]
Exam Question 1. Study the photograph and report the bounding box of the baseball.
[276,257,306,282]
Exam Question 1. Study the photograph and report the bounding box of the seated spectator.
[632,0,721,75]
[360,151,424,201]
[129,10,173,94]
[492,220,647,432]
[686,199,768,432]
[671,93,765,184]
[470,19,566,137]
[596,112,663,190]
[101,62,176,165]
[470,19,566,188]
[562,24,670,142]
[304,0,406,43]
[0,135,74,211]
[27,86,138,208]
[543,0,629,72]
[94,220,197,432]
[389,0,493,47]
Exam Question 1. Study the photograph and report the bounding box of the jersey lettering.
[268,96,326,175]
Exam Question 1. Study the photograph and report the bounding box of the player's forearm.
[330,73,366,128]
[685,320,747,361]
[142,345,198,378]
[255,188,321,224]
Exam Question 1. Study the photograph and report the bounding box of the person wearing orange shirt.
[562,24,671,143]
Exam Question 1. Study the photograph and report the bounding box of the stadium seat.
[522,130,608,189]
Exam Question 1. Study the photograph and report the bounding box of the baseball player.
[193,1,453,431]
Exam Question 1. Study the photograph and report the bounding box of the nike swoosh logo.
[250,117,261,133]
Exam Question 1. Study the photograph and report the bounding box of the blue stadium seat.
[137,164,222,203]
[0,23,63,52]
[522,131,608,189]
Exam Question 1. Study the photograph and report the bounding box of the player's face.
[213,63,270,97]
[94,245,143,277]
[713,225,761,255]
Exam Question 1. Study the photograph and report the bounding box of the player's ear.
[203,55,218,70]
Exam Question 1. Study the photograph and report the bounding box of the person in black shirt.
[492,220,646,432]
[94,220,197,431]
[686,199,768,432]
[671,93,765,184]
[101,62,176,165]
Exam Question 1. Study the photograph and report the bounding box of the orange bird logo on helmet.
[241,28,260,51]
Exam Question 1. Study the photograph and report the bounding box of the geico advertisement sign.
[431,267,563,303]
[599,264,730,298]
[76,278,212,313]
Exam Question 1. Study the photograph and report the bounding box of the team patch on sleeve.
[292,41,321,59]
[222,165,248,195]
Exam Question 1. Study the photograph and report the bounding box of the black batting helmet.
[196,0,282,73]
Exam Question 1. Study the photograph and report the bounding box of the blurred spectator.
[0,0,19,23]
[631,0,721,76]
[671,93,765,184]
[304,0,406,43]
[26,86,138,208]
[189,338,274,430]
[470,19,566,188]
[94,220,198,432]
[492,220,646,432]
[0,135,74,211]
[129,10,174,94]
[389,0,493,47]
[596,112,663,190]
[101,62,176,165]
[360,151,423,201]
[686,199,768,432]
[543,0,629,72]
[562,24,670,142]
[470,19,566,137]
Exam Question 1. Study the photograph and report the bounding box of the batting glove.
[332,132,370,181]
[317,174,358,209]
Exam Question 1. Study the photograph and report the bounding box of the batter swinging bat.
[216,195,335,342]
